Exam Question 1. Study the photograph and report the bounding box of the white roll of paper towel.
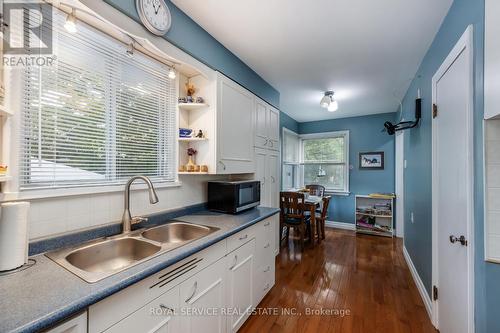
[0,202,30,271]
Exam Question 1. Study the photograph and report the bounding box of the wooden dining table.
[304,195,323,245]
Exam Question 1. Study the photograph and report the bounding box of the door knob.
[449,235,467,246]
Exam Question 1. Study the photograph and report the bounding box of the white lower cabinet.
[88,214,278,333]
[104,287,179,333]
[45,312,87,333]
[179,258,226,333]
[226,239,256,333]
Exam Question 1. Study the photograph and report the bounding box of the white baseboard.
[325,221,355,230]
[403,246,433,321]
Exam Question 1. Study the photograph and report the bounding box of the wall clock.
[136,0,172,36]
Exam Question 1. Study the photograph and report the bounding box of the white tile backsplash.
[26,175,226,240]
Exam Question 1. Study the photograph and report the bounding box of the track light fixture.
[64,9,77,33]
[168,66,176,79]
[126,43,134,58]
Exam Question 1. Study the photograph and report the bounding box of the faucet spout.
[122,176,159,233]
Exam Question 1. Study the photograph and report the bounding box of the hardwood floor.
[239,228,436,333]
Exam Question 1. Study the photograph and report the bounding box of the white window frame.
[281,128,301,190]
[299,131,350,194]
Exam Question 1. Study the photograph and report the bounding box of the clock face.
[136,0,172,36]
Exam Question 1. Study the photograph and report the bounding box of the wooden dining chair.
[305,184,326,197]
[279,192,311,249]
[314,196,331,240]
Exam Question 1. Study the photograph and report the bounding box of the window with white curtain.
[282,130,350,193]
[18,8,176,190]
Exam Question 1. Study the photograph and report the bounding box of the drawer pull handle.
[229,255,238,270]
[159,304,174,312]
[239,234,248,241]
[264,139,268,146]
[264,283,270,291]
[264,243,270,249]
[264,266,270,272]
[269,141,274,147]
[185,281,198,303]
[264,222,270,226]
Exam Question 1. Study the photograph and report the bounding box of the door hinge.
[433,285,438,301]
[433,104,438,119]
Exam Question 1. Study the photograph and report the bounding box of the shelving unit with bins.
[177,73,216,175]
[355,195,395,237]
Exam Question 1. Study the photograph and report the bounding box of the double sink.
[46,221,219,283]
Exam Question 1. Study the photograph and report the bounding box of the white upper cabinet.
[254,97,280,151]
[485,0,500,119]
[255,148,280,208]
[216,73,255,174]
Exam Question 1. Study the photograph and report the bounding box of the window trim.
[299,130,350,194]
[281,128,301,190]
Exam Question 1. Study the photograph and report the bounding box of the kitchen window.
[17,8,176,190]
[282,130,349,193]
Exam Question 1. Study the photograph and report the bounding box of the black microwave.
[208,180,260,214]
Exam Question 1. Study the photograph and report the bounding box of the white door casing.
[431,25,474,333]
[395,130,405,238]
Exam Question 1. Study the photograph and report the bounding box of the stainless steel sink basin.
[65,238,161,273]
[46,221,219,283]
[141,222,216,244]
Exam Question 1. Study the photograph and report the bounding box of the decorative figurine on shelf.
[195,129,204,138]
[178,97,187,104]
[185,82,196,103]
[196,96,204,104]
[186,148,197,172]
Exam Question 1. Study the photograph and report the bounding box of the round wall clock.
[136,0,172,36]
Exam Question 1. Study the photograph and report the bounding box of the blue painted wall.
[280,111,299,133]
[103,0,279,108]
[299,113,397,224]
[398,0,497,331]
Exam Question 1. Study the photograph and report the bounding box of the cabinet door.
[179,258,226,333]
[266,150,280,208]
[217,73,255,174]
[254,98,269,148]
[45,312,87,333]
[104,287,179,333]
[255,148,269,206]
[226,239,256,333]
[267,106,280,150]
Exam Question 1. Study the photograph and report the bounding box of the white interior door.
[395,131,404,238]
[432,26,474,333]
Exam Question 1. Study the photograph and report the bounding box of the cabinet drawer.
[89,240,226,333]
[254,257,275,306]
[227,223,258,253]
[44,312,87,333]
[104,286,179,333]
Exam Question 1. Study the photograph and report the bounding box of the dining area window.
[282,130,350,193]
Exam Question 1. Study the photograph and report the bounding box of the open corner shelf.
[0,105,12,117]
[178,103,209,111]
[0,175,12,182]
[178,171,209,175]
[178,137,208,142]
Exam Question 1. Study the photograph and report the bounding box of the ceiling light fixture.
[320,91,339,112]
[168,66,176,79]
[64,9,78,33]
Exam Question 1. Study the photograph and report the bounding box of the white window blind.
[19,8,176,189]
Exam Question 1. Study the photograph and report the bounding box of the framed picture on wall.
[359,151,384,169]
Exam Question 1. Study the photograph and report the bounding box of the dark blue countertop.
[0,207,280,333]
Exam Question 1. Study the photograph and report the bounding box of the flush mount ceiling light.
[64,9,78,33]
[320,91,339,112]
